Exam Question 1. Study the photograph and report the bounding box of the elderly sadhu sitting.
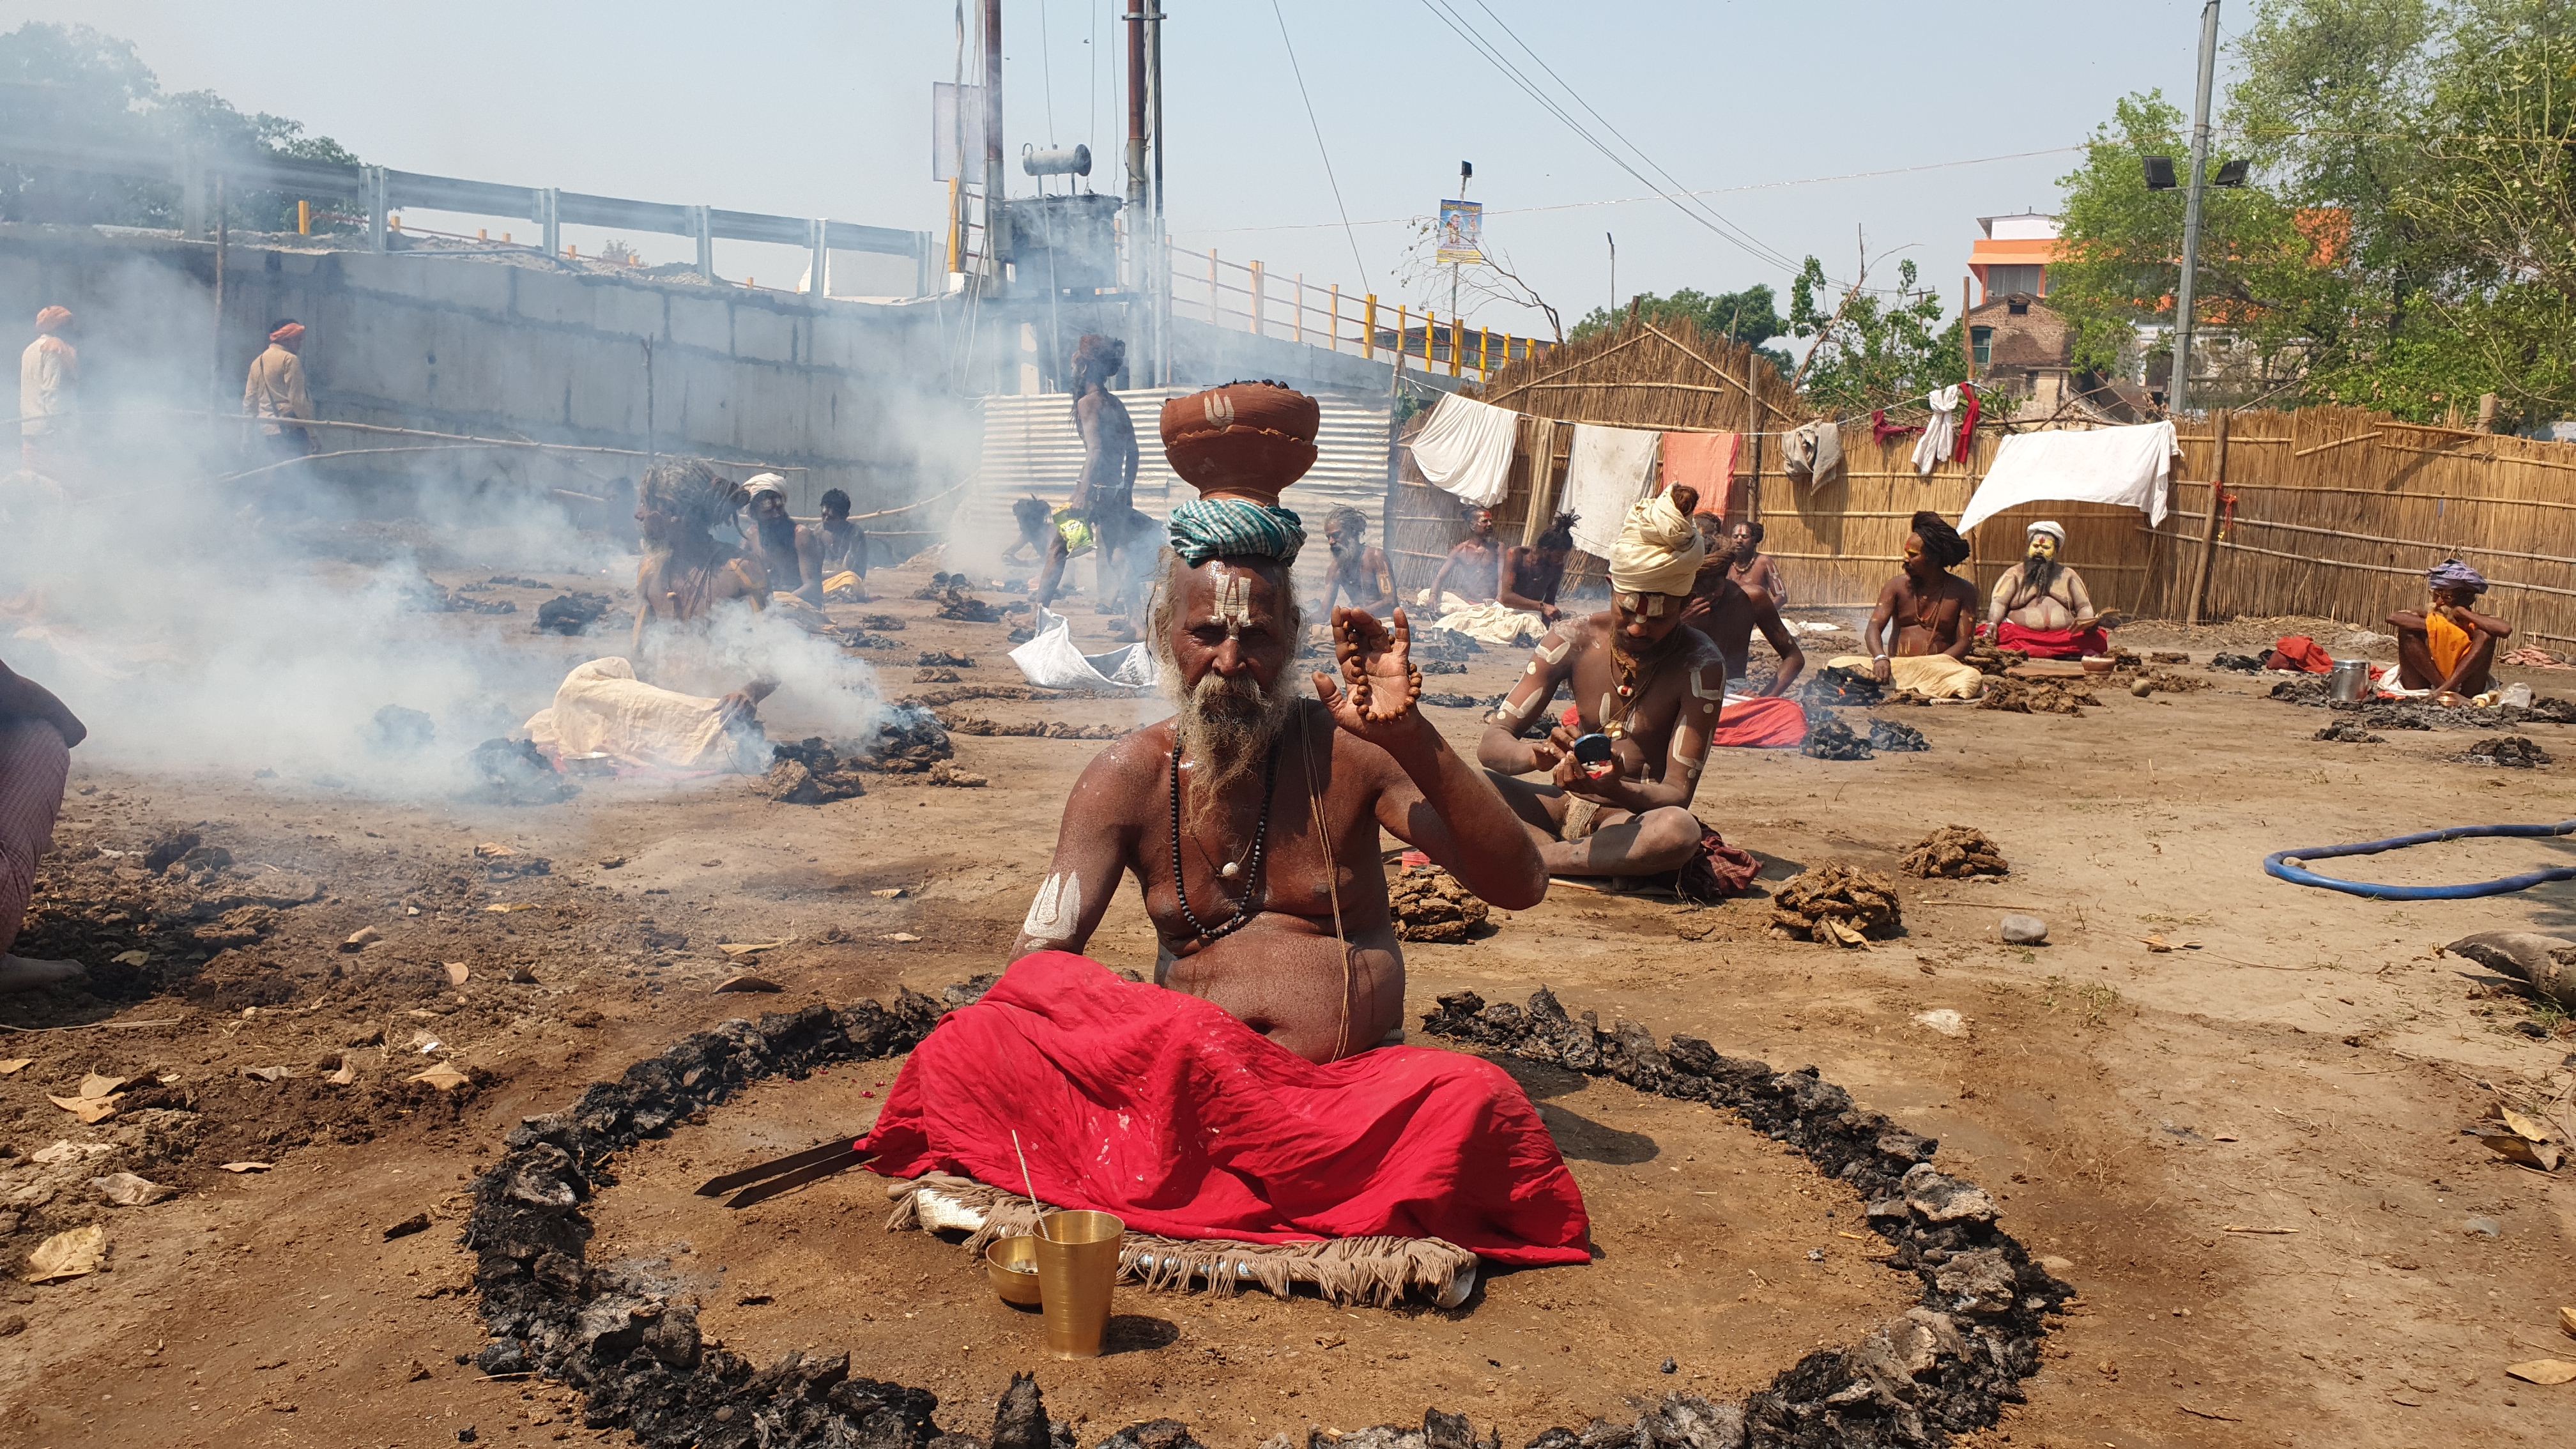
[2390,558,2513,703]
[1984,521,2115,659]
[855,383,1590,1301]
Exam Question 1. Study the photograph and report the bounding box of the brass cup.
[985,1236,1043,1307]
[1030,1210,1124,1358]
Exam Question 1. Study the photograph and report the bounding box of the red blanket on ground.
[862,952,1593,1266]
[1708,695,1807,748]
[1994,618,2108,660]
[2265,634,2336,673]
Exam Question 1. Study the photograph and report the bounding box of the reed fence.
[1378,312,2576,643]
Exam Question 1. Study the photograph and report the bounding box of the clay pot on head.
[1160,382,1320,507]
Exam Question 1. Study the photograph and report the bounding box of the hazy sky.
[19,1,2246,337]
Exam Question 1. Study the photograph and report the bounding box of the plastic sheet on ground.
[1006,607,1160,692]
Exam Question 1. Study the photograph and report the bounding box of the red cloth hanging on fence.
[1872,410,1920,447]
[1951,385,1982,464]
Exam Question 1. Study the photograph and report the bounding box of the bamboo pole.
[2187,408,2228,625]
[1363,294,1376,359]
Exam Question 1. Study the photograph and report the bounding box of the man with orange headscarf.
[18,307,77,478]
[243,319,316,466]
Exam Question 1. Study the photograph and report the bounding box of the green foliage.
[1786,256,1966,414]
[2051,0,2576,425]
[0,22,365,233]
[1570,285,1793,374]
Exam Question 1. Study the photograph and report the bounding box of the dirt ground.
[2,556,2573,1449]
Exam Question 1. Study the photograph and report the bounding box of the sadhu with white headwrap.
[1982,518,2114,659]
[1478,486,1739,886]
[2390,556,2513,701]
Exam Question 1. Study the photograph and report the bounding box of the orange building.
[1968,212,2064,302]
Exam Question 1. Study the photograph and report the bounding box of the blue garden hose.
[2265,818,2576,900]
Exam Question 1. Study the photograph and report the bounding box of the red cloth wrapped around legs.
[1994,619,2108,659]
[863,952,1593,1266]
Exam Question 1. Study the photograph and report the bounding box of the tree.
[0,22,365,232]
[1785,256,1964,415]
[1568,284,1791,374]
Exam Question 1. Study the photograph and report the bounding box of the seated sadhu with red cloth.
[862,383,1590,1295]
[1983,521,2112,659]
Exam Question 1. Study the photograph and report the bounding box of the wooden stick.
[2291,431,2381,457]
[1010,1129,1052,1241]
[2188,408,2228,625]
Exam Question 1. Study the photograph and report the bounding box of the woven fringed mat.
[884,1172,1476,1308]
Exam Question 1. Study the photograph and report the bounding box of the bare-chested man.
[1478,487,1724,880]
[802,488,868,602]
[1315,505,1397,618]
[629,459,774,725]
[1726,520,1789,608]
[1014,463,1545,1064]
[1499,513,1577,629]
[1683,515,1805,694]
[1034,335,1140,614]
[1420,505,1505,612]
[1825,509,1985,700]
[1983,521,2109,659]
[737,475,816,597]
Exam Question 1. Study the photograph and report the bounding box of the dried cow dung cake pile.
[2315,721,2386,744]
[1802,710,1873,760]
[2209,652,2264,672]
[939,714,1123,740]
[1965,641,2028,676]
[1869,717,1930,752]
[2128,669,2211,696]
[1979,675,2098,715]
[1388,866,1490,943]
[1807,664,1883,706]
[1770,862,1903,946]
[2147,650,2191,664]
[2463,735,2554,768]
[767,740,871,804]
[1898,827,2008,879]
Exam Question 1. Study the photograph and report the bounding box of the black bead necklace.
[1168,738,1282,947]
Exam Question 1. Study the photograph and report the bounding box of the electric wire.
[1411,0,1806,281]
[1268,0,1372,293]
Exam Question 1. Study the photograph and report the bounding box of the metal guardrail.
[0,134,935,295]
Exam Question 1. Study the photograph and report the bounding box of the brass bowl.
[2079,655,2116,675]
[985,1236,1043,1307]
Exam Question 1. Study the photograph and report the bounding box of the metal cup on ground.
[2328,659,2373,704]
[1031,1210,1124,1358]
[985,1235,1042,1307]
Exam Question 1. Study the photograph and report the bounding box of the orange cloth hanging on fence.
[1660,432,1739,518]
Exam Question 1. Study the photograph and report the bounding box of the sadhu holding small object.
[855,381,1591,1292]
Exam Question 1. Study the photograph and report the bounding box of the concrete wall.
[0,225,979,516]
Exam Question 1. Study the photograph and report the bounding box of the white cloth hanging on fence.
[1407,393,1519,509]
[1561,424,1662,560]
[1955,422,2179,537]
[1008,606,1162,691]
[1911,387,1961,477]
[1782,418,1846,490]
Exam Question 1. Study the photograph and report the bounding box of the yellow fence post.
[1365,296,1378,359]
[1209,250,1220,325]
[1395,304,1408,372]
[1330,285,1341,352]
[1448,314,1462,377]
[296,200,310,236]
[1422,311,1434,370]
[944,177,961,275]
[1250,260,1265,335]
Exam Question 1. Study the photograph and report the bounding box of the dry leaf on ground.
[76,1073,125,1099]
[219,1162,273,1173]
[2504,1360,2576,1386]
[443,962,470,986]
[47,1094,119,1124]
[714,976,783,993]
[407,1063,470,1091]
[0,1060,31,1077]
[23,1223,105,1282]
[717,942,786,958]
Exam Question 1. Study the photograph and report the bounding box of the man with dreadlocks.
[1314,505,1397,618]
[2389,558,2513,702]
[1478,489,1729,882]
[1982,521,2110,659]
[1827,509,1986,699]
[1033,335,1141,617]
[861,381,1585,1292]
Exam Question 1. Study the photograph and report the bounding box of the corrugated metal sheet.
[963,387,1395,595]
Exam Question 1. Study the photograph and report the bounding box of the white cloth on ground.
[1955,421,2179,536]
[1562,424,1662,560]
[1781,418,1845,490]
[1911,386,1961,477]
[1008,606,1160,691]
[1406,394,1519,509]
[1430,592,1545,646]
[523,657,755,772]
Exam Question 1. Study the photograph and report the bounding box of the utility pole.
[1147,1,1166,384]
[1125,0,1150,383]
[983,0,1006,298]
[1606,232,1616,319]
[1450,160,1469,328]
[2168,0,2220,416]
